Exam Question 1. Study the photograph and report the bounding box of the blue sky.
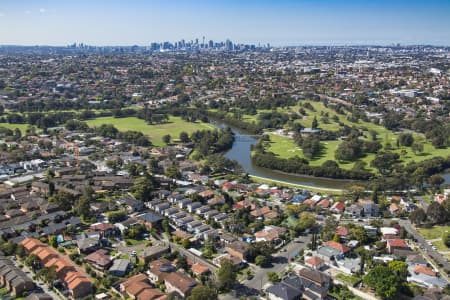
[0,0,449,46]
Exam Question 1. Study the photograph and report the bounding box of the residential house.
[148,259,176,284]
[120,273,165,300]
[187,202,202,213]
[386,239,410,254]
[85,249,112,271]
[226,241,249,261]
[0,257,35,296]
[140,245,170,263]
[135,212,163,229]
[330,202,345,214]
[164,271,197,298]
[305,257,325,270]
[109,259,131,277]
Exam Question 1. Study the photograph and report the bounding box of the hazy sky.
[1,0,450,46]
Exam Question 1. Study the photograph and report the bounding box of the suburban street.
[399,219,450,277]
[218,233,313,299]
[11,257,63,300]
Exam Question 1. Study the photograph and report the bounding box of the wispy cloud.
[25,10,31,15]
[0,12,5,17]
[39,8,47,13]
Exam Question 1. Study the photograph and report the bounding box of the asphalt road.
[399,219,450,276]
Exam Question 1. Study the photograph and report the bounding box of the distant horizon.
[1,0,449,46]
[1,41,449,48]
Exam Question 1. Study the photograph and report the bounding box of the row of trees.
[410,199,450,226]
[191,128,234,158]
[252,151,373,180]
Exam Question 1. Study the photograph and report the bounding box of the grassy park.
[417,226,450,240]
[253,101,449,171]
[0,123,31,135]
[87,116,216,146]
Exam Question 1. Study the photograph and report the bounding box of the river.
[221,125,353,190]
[219,124,450,191]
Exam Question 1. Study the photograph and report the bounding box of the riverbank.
[249,175,346,194]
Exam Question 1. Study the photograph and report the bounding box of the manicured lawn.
[417,226,450,240]
[87,116,216,146]
[263,102,449,171]
[336,273,362,286]
[125,238,144,246]
[0,123,30,135]
[431,240,449,252]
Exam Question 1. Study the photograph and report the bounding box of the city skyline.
[1,0,450,46]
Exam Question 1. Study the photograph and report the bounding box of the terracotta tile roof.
[21,237,46,252]
[413,265,437,277]
[306,256,324,266]
[127,281,150,297]
[331,202,345,212]
[335,226,350,236]
[121,273,149,290]
[387,239,408,248]
[317,199,331,208]
[90,223,116,232]
[136,288,166,300]
[191,263,210,275]
[65,271,91,290]
[164,272,197,294]
[20,238,92,293]
[85,249,111,267]
[324,241,351,253]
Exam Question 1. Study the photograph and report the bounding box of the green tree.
[409,208,427,225]
[107,211,127,223]
[176,255,188,270]
[443,232,450,248]
[311,116,318,129]
[411,142,424,155]
[216,259,237,292]
[74,187,94,221]
[162,218,170,234]
[397,133,414,147]
[130,174,155,201]
[370,152,400,175]
[427,202,447,224]
[187,285,218,300]
[179,131,190,143]
[428,175,445,191]
[267,271,281,283]
[162,134,171,145]
[181,238,191,249]
[255,255,269,267]
[350,226,368,244]
[388,260,408,281]
[363,265,399,300]
[15,244,25,258]
[49,235,58,248]
[165,166,182,179]
[1,241,16,256]
[25,254,40,270]
[321,217,339,241]
[297,212,316,232]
